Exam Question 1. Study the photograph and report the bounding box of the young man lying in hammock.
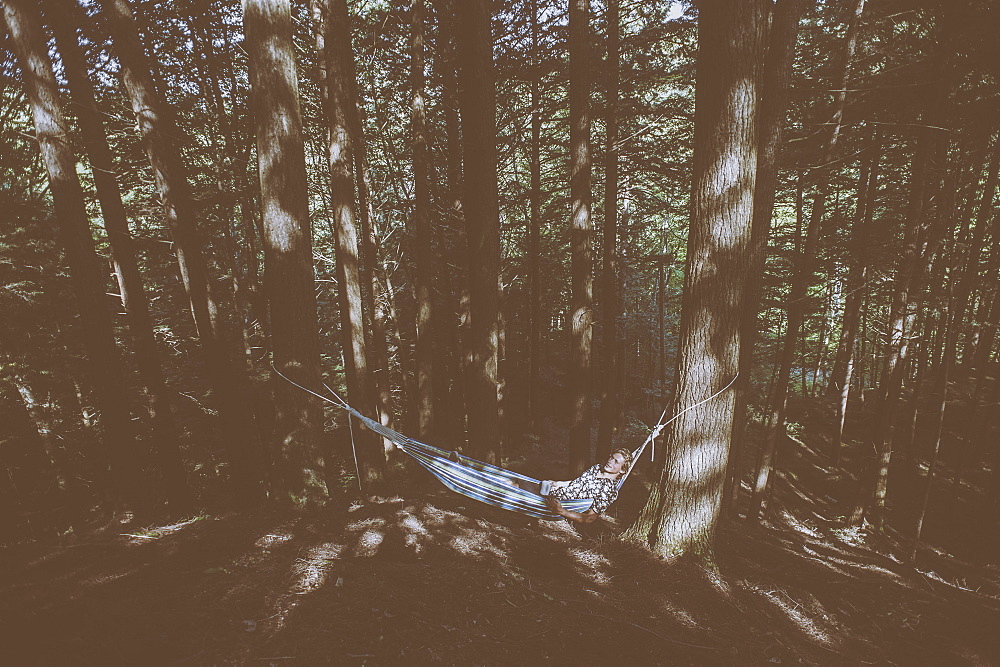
[515,448,633,524]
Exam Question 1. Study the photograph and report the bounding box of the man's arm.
[544,495,601,524]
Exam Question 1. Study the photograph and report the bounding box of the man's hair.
[612,447,633,476]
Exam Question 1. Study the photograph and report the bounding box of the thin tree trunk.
[911,285,953,561]
[317,0,383,486]
[411,0,435,440]
[596,0,622,459]
[99,0,263,506]
[527,0,542,429]
[5,0,143,511]
[829,134,880,465]
[50,6,189,512]
[750,0,865,522]
[850,119,951,530]
[456,0,501,463]
[336,0,397,457]
[724,0,805,517]
[568,0,594,475]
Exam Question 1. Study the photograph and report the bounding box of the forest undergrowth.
[3,392,999,665]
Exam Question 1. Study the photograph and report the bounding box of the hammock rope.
[272,365,737,519]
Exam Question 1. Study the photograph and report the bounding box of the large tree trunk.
[245,0,327,505]
[433,0,472,447]
[622,0,764,560]
[568,0,594,476]
[596,0,622,459]
[50,5,189,513]
[5,0,143,511]
[723,0,805,517]
[750,0,865,521]
[456,0,501,463]
[98,0,263,506]
[411,0,435,440]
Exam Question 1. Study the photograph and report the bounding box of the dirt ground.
[3,401,999,665]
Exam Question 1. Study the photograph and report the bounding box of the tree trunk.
[595,0,622,459]
[456,0,501,463]
[622,0,764,560]
[568,0,594,476]
[527,0,542,429]
[829,134,880,465]
[910,295,951,561]
[50,5,189,513]
[335,0,397,458]
[410,0,435,440]
[723,0,805,517]
[750,0,865,522]
[99,0,263,506]
[245,0,327,504]
[850,118,951,531]
[6,0,144,512]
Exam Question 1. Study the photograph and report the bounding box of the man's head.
[602,447,633,478]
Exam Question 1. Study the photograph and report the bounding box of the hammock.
[275,367,736,520]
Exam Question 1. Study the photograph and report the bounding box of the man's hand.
[544,496,599,524]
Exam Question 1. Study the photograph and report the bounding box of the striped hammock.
[337,397,657,519]
[274,366,735,520]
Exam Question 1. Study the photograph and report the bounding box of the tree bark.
[245,0,327,504]
[850,120,951,531]
[5,0,143,511]
[527,0,542,429]
[411,0,435,440]
[622,0,764,560]
[50,4,189,512]
[723,0,805,517]
[595,0,622,459]
[456,0,501,463]
[750,0,865,522]
[333,0,397,458]
[98,0,263,506]
[828,134,880,465]
[568,0,593,476]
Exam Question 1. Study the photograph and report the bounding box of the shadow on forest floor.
[2,404,999,664]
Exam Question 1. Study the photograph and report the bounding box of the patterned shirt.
[550,464,619,514]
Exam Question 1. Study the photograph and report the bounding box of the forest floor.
[3,396,1000,665]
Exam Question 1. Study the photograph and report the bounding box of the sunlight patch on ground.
[748,583,840,648]
[291,542,344,592]
[264,542,345,636]
[253,532,294,549]
[396,508,431,554]
[800,542,912,586]
[449,529,506,558]
[345,517,386,558]
[567,547,612,586]
[79,567,140,590]
[120,515,210,545]
[656,600,703,630]
[775,510,824,539]
[538,519,581,541]
[354,527,385,557]
[828,524,867,547]
[235,520,299,568]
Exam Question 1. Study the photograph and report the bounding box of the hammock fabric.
[336,399,637,519]
[275,367,734,520]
